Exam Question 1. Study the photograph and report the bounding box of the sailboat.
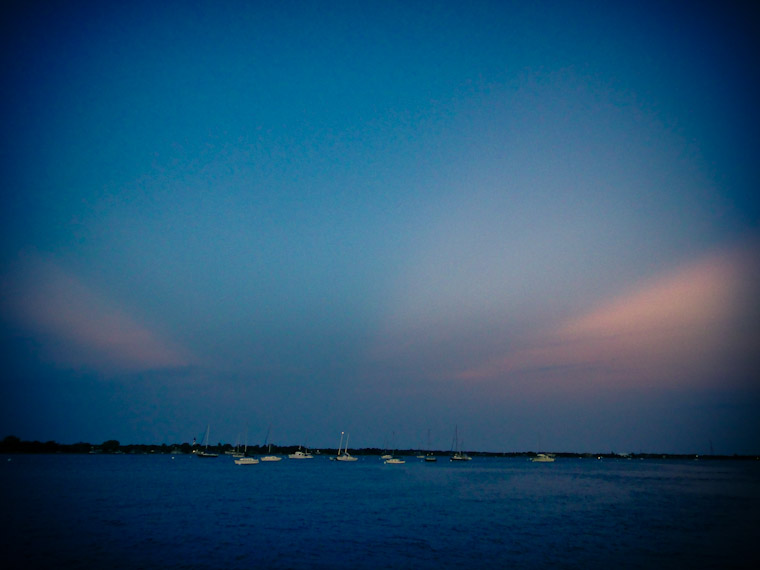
[384,456,405,464]
[333,431,358,462]
[195,425,219,458]
[260,426,282,462]
[380,432,395,460]
[261,443,282,462]
[382,432,404,463]
[234,429,258,464]
[449,425,471,461]
[228,432,244,457]
[234,454,259,465]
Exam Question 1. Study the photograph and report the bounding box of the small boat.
[530,453,555,463]
[450,452,471,461]
[225,434,244,457]
[234,456,259,465]
[288,448,314,459]
[195,425,219,458]
[232,432,254,463]
[195,450,219,458]
[449,426,471,461]
[261,444,282,462]
[384,457,405,464]
[260,429,282,461]
[333,431,358,462]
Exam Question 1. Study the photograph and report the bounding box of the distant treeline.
[1,435,756,459]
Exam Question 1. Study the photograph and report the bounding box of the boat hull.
[334,455,358,462]
[288,451,313,459]
[234,457,259,465]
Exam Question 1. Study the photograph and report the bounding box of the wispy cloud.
[456,240,759,389]
[1,253,192,374]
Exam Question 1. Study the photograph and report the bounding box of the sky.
[1,0,758,454]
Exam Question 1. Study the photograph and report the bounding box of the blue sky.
[1,0,758,453]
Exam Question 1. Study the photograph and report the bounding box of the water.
[2,454,758,569]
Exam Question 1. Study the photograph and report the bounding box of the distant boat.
[333,431,358,462]
[288,447,314,459]
[232,430,253,463]
[260,427,282,462]
[530,453,555,463]
[450,452,471,461]
[234,456,259,465]
[226,433,243,456]
[384,457,405,464]
[195,425,219,458]
[261,444,282,462]
[382,431,399,461]
[449,426,471,461]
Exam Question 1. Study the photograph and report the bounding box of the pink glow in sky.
[456,241,758,391]
[1,254,191,374]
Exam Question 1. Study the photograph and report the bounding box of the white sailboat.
[260,426,282,462]
[383,432,404,463]
[333,431,358,462]
[384,457,405,464]
[228,432,244,457]
[261,443,282,462]
[449,425,471,461]
[233,430,257,464]
[195,425,219,458]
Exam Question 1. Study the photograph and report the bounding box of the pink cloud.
[456,241,759,389]
[1,254,191,374]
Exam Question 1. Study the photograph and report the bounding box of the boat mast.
[338,431,345,456]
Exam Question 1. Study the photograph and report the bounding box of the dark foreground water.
[1,454,758,569]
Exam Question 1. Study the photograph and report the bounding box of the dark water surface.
[2,454,758,569]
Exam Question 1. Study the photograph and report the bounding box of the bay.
[1,454,758,569]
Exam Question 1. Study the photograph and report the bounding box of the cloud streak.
[1,253,192,374]
[456,240,759,389]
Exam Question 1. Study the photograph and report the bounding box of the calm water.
[1,454,758,569]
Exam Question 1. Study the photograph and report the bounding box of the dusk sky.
[1,0,758,454]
